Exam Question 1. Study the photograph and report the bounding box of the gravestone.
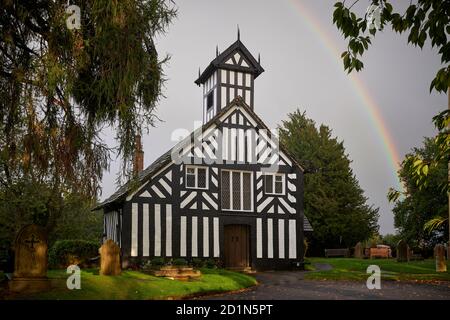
[354,242,364,259]
[99,239,121,276]
[397,239,409,262]
[9,224,51,293]
[434,244,447,272]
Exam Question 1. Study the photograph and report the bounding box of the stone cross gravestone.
[397,239,409,262]
[354,242,364,259]
[100,239,121,276]
[9,224,51,293]
[434,244,447,272]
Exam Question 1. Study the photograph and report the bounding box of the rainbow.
[288,0,403,190]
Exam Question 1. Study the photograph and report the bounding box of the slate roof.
[93,96,304,211]
[92,150,173,211]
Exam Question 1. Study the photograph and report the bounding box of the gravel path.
[202,264,450,300]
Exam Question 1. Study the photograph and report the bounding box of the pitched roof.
[195,39,264,85]
[93,96,303,210]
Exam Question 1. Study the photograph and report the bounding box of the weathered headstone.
[354,242,364,259]
[397,239,409,262]
[99,239,121,276]
[9,224,51,293]
[434,244,447,272]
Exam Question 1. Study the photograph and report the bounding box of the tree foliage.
[0,185,103,250]
[333,0,449,93]
[1,0,175,192]
[0,1,175,236]
[279,110,379,252]
[390,138,448,249]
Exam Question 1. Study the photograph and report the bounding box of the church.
[94,35,313,270]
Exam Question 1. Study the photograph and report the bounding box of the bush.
[189,258,219,269]
[191,258,205,268]
[49,240,99,268]
[172,258,188,266]
[150,257,166,267]
[205,258,219,269]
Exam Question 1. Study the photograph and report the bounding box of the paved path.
[203,264,450,300]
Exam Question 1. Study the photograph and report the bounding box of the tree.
[332,0,449,241]
[332,1,448,93]
[279,110,379,254]
[0,1,176,236]
[390,138,448,250]
[380,233,401,248]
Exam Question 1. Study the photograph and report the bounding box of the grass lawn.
[305,258,450,282]
[2,268,257,300]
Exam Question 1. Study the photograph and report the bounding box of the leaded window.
[243,172,252,210]
[221,171,230,210]
[232,171,240,210]
[197,168,207,188]
[264,173,285,195]
[185,166,208,189]
[221,170,253,211]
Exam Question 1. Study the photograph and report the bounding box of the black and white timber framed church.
[95,35,313,270]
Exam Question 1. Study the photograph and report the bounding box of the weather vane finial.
[237,25,240,41]
[216,45,219,57]
[258,53,261,64]
[198,67,201,78]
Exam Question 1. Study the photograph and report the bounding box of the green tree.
[390,138,448,249]
[380,233,401,248]
[49,193,103,245]
[0,181,103,250]
[332,1,448,93]
[0,1,175,237]
[279,110,379,253]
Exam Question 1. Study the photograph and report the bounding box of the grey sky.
[100,0,446,235]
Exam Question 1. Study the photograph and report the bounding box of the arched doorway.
[224,224,250,269]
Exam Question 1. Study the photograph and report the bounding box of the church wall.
[117,104,304,270]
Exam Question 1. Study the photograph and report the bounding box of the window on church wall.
[243,172,252,210]
[232,171,240,210]
[221,170,253,212]
[186,167,196,188]
[186,166,209,190]
[264,173,285,195]
[197,168,207,188]
[265,175,273,194]
[275,175,283,193]
[221,171,230,210]
[207,91,214,110]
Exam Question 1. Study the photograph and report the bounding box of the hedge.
[49,240,100,268]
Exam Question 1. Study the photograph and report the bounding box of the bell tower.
[195,30,264,124]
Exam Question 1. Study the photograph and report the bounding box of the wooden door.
[224,225,250,269]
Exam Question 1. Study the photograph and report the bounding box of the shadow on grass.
[4,267,257,300]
